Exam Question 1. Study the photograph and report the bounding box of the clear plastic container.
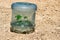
[10,2,37,34]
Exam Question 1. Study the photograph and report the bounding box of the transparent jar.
[10,2,37,34]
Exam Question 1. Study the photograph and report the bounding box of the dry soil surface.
[0,0,60,40]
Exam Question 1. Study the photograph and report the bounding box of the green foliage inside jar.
[15,15,33,26]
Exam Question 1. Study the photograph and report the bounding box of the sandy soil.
[0,0,60,40]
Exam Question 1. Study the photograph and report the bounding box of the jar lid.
[11,2,37,11]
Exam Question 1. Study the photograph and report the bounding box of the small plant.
[15,14,32,26]
[15,15,22,21]
[15,15,28,21]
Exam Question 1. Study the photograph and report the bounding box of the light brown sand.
[0,0,60,40]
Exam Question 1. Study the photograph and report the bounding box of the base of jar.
[10,26,35,34]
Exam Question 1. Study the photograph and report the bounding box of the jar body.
[11,2,37,33]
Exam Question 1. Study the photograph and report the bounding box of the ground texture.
[0,0,60,40]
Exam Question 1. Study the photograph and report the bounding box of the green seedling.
[15,15,22,21]
[15,15,32,26]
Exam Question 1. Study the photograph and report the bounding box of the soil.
[0,0,60,40]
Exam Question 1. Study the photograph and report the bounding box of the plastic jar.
[11,2,37,34]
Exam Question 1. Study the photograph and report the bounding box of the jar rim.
[11,2,37,11]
